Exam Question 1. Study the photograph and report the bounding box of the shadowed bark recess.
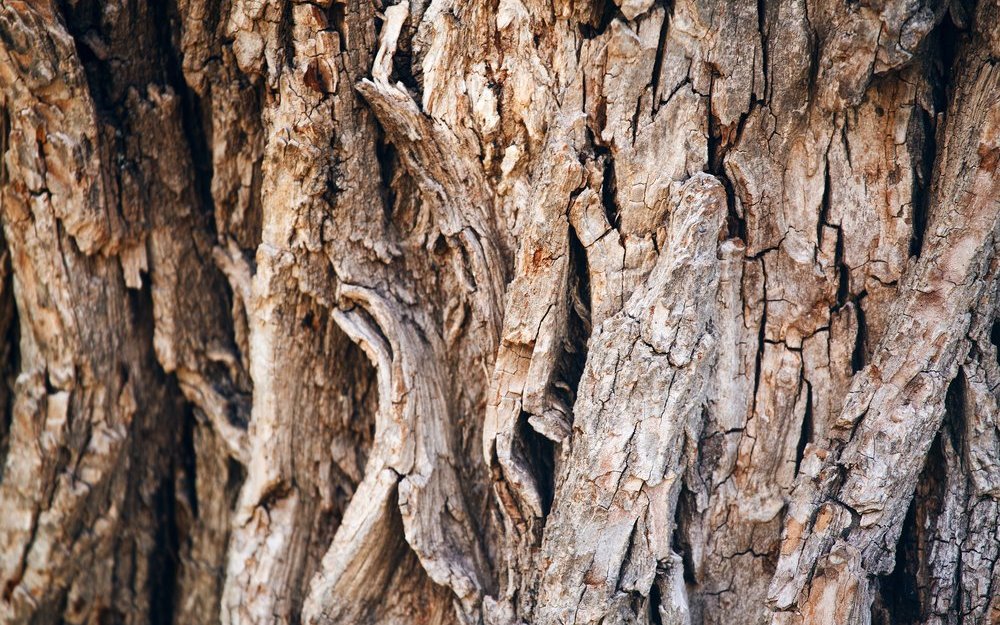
[0,0,998,624]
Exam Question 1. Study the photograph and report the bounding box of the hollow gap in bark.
[375,130,400,223]
[834,226,850,307]
[750,258,768,408]
[616,520,641,590]
[989,319,1000,367]
[279,2,295,69]
[58,0,115,111]
[179,405,199,519]
[246,121,266,251]
[719,171,746,242]
[932,12,963,114]
[0,102,15,464]
[817,163,831,247]
[907,105,935,259]
[873,381,962,625]
[648,575,664,625]
[578,0,620,39]
[151,0,219,229]
[793,381,813,475]
[648,1,672,110]
[519,412,555,516]
[871,493,922,625]
[150,473,180,625]
[556,225,593,409]
[290,308,381,621]
[377,503,463,624]
[327,0,349,52]
[127,276,156,336]
[706,103,723,171]
[671,483,698,586]
[601,155,623,235]
[225,456,247,510]
[0,105,9,186]
[0,245,19,479]
[943,368,967,464]
[391,20,422,97]
[121,275,196,622]
[706,107,748,242]
[850,294,868,373]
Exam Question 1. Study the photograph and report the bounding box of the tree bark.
[0,0,998,624]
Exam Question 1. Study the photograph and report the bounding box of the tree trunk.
[1,0,999,623]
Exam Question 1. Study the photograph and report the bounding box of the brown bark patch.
[978,144,1000,173]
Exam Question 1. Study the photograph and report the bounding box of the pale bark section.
[0,0,999,625]
[533,173,726,625]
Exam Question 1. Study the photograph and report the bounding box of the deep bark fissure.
[908,105,935,259]
[562,224,593,407]
[872,495,922,625]
[0,253,17,480]
[150,473,181,625]
[0,105,8,187]
[648,575,664,625]
[0,107,12,477]
[326,0,349,53]
[850,292,868,373]
[874,369,968,625]
[600,153,622,234]
[943,367,968,459]
[374,131,399,222]
[834,224,849,307]
[706,104,749,243]
[793,381,813,475]
[672,483,698,586]
[932,12,963,115]
[519,413,556,515]
[578,0,619,39]
[817,162,831,249]
[990,319,1000,367]
[179,404,200,520]
[3,1,1000,624]
[756,0,769,101]
[59,0,117,112]
[648,0,673,110]
[122,276,191,621]
[151,0,219,230]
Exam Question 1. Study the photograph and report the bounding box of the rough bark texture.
[1,0,998,624]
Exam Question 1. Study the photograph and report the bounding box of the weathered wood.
[0,0,998,624]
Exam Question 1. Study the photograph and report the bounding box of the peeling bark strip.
[1,0,1000,624]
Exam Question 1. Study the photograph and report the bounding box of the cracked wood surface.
[0,0,999,624]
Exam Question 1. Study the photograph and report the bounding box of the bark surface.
[0,0,998,624]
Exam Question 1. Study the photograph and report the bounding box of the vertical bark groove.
[1,0,999,624]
